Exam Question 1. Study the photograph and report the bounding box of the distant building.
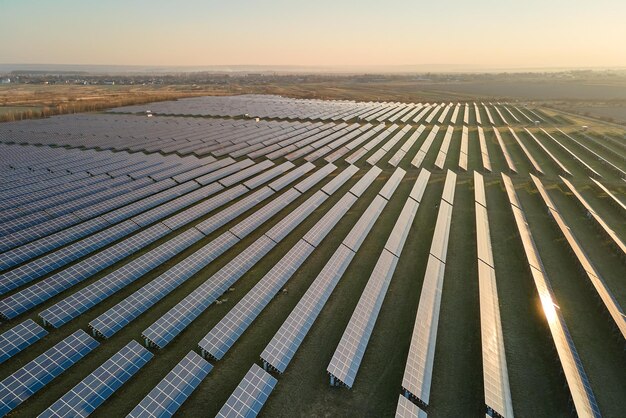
[0,78,10,84]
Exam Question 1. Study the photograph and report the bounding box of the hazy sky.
[1,0,625,69]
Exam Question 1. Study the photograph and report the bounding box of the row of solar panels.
[1,114,619,190]
[0,120,622,417]
[1,171,620,418]
[106,95,538,126]
[474,172,514,418]
[2,122,588,280]
[0,160,359,416]
[0,160,335,326]
[120,164,366,417]
[396,170,457,416]
[216,166,427,417]
[502,174,602,418]
[0,113,305,152]
[2,169,619,417]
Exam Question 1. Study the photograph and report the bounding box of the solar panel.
[531,175,626,339]
[0,220,140,296]
[243,161,295,189]
[268,162,315,192]
[220,160,275,187]
[0,223,171,320]
[590,178,625,212]
[395,394,424,418]
[502,174,601,418]
[142,236,276,349]
[411,125,440,168]
[434,125,454,169]
[477,126,492,172]
[385,198,419,258]
[294,163,337,193]
[0,330,99,416]
[560,176,626,256]
[342,196,387,252]
[261,244,355,373]
[321,164,359,196]
[523,128,571,176]
[409,169,431,203]
[0,319,47,365]
[388,126,425,167]
[40,341,153,418]
[89,232,239,339]
[216,364,277,418]
[474,172,514,418]
[265,191,327,243]
[229,188,299,240]
[199,240,315,360]
[493,127,517,173]
[194,187,276,236]
[459,125,468,171]
[378,168,406,200]
[303,193,357,247]
[441,170,457,206]
[158,184,244,231]
[39,228,204,328]
[195,159,254,185]
[507,128,544,175]
[172,157,235,183]
[348,166,382,197]
[327,248,399,388]
[0,217,109,271]
[128,351,212,418]
[401,254,445,408]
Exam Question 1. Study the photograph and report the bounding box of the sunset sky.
[2,0,625,69]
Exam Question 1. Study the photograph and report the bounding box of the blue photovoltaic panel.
[142,236,276,349]
[89,231,239,339]
[127,351,212,418]
[0,223,170,320]
[216,364,277,418]
[261,244,355,373]
[293,163,337,194]
[0,319,48,364]
[199,240,315,360]
[40,341,152,418]
[39,228,204,328]
[0,217,109,271]
[327,249,399,388]
[0,220,139,295]
[194,187,276,236]
[0,330,98,416]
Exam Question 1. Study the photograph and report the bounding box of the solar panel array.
[560,176,626,256]
[0,319,47,364]
[531,175,626,338]
[216,364,277,418]
[40,340,152,418]
[327,167,431,388]
[198,166,380,362]
[141,165,356,349]
[127,351,212,418]
[398,170,456,413]
[474,172,514,418]
[502,174,602,418]
[263,169,431,375]
[0,330,99,416]
[0,93,621,417]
